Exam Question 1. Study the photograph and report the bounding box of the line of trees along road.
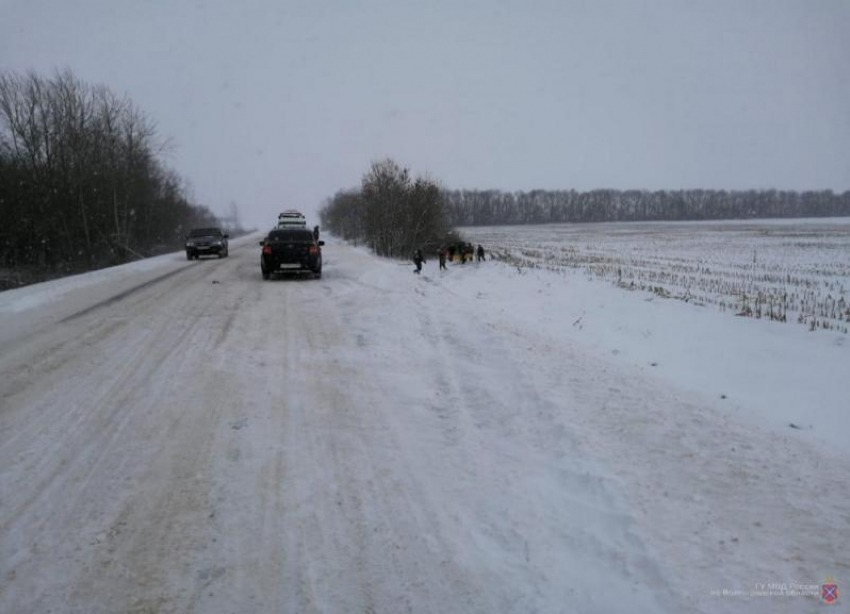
[321,169,850,260]
[0,69,221,285]
[444,189,850,226]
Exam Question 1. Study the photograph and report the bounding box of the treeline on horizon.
[0,69,228,284]
[443,188,850,226]
[321,162,850,260]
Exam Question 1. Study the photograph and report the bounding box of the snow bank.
[430,258,848,450]
[0,233,260,315]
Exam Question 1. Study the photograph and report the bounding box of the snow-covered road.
[1,237,846,613]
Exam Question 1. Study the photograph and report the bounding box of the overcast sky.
[1,0,848,226]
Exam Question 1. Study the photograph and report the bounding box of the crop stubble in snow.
[463,218,850,333]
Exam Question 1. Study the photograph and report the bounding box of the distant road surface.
[1,236,845,614]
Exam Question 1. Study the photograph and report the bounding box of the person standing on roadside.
[413,249,426,274]
[438,248,447,271]
[477,244,485,262]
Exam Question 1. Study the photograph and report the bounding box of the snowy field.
[0,234,847,613]
[462,218,850,334]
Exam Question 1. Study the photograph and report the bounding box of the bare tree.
[320,159,449,259]
[0,69,223,283]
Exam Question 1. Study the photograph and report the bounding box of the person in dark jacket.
[438,248,447,270]
[313,225,320,241]
[413,249,425,274]
[477,244,485,262]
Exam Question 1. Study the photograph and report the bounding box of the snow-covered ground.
[462,217,850,334]
[0,233,846,613]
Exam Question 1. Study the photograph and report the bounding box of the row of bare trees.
[320,159,453,258]
[0,69,220,278]
[444,188,850,226]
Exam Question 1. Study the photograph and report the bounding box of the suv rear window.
[268,230,314,242]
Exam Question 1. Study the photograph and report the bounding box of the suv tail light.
[308,245,318,255]
[262,245,272,255]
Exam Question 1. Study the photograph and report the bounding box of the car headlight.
[186,241,195,247]
[213,240,222,245]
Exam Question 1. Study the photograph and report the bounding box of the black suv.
[260,229,323,279]
[186,228,229,259]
